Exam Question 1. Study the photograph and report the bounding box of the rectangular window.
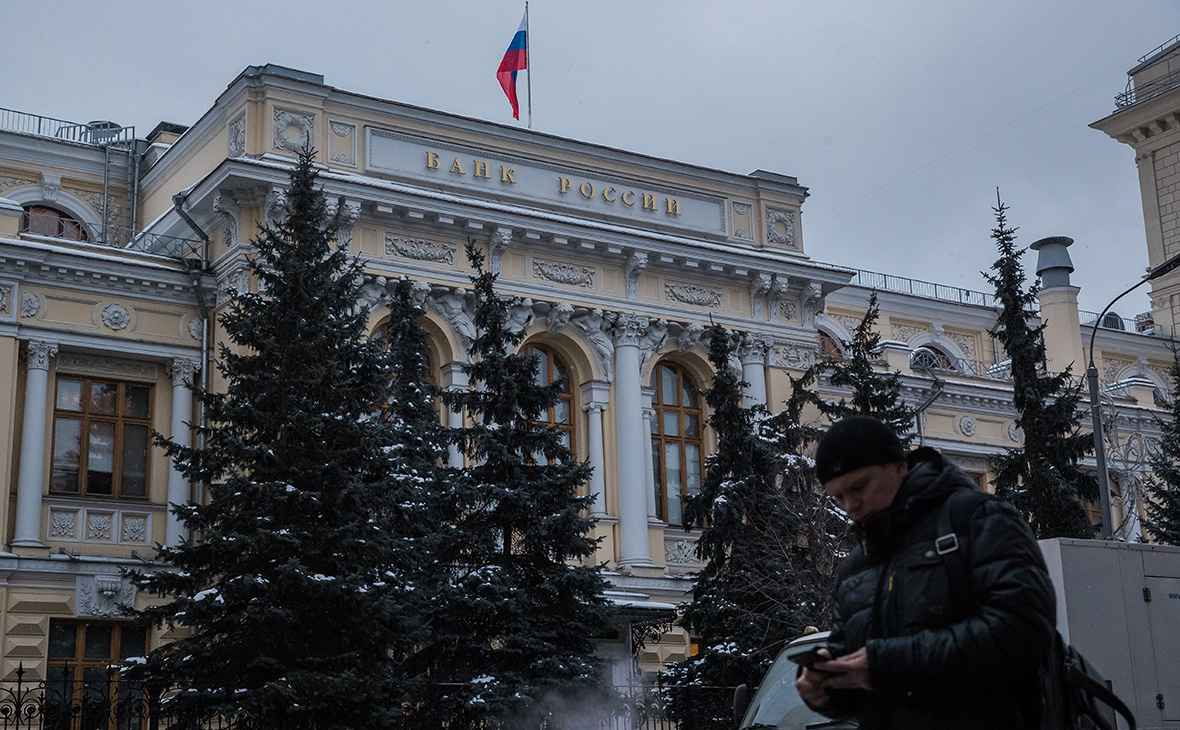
[46,620,149,730]
[50,378,152,499]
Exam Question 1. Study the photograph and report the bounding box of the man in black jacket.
[795,415,1056,729]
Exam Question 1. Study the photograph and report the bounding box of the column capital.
[613,312,650,347]
[23,340,58,370]
[738,332,773,365]
[440,361,470,390]
[167,358,201,386]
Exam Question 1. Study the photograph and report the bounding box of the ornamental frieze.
[665,282,722,309]
[385,234,456,265]
[532,258,595,288]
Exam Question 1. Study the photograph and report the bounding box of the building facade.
[0,60,1174,683]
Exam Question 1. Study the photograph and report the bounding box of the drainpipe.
[172,192,211,507]
[912,371,946,447]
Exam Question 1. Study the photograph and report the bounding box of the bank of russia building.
[0,63,1172,680]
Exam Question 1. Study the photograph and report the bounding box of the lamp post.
[1087,251,1180,539]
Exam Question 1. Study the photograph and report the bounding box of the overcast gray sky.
[5,1,1176,318]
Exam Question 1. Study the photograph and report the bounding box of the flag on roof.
[497,10,528,120]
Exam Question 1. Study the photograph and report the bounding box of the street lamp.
[1087,251,1180,539]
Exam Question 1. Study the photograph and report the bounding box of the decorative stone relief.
[750,273,771,319]
[958,416,976,437]
[666,539,698,565]
[732,201,753,241]
[768,276,789,323]
[21,291,40,318]
[56,354,158,380]
[766,208,797,247]
[571,308,616,382]
[355,275,392,314]
[101,303,130,330]
[490,227,512,277]
[505,298,535,337]
[834,314,861,333]
[625,252,648,300]
[773,342,817,370]
[24,340,57,370]
[66,189,120,235]
[87,513,113,540]
[50,511,77,539]
[0,176,34,195]
[892,324,927,343]
[638,318,669,373]
[0,284,9,316]
[546,302,574,334]
[227,113,246,158]
[121,515,148,543]
[428,287,476,355]
[780,300,799,321]
[386,234,456,265]
[76,576,136,619]
[326,198,361,250]
[265,188,288,227]
[533,259,595,288]
[1007,422,1024,444]
[677,322,705,352]
[216,266,251,307]
[947,333,976,361]
[665,283,722,309]
[213,191,241,249]
[328,121,357,166]
[188,317,205,340]
[41,173,61,202]
[801,282,825,328]
[272,107,315,153]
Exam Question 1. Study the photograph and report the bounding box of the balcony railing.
[0,108,135,147]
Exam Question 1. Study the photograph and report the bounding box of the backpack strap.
[934,488,985,616]
[1063,645,1138,730]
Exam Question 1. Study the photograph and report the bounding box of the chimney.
[1031,236,1084,372]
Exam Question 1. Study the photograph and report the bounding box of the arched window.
[911,346,954,372]
[20,205,88,241]
[650,361,704,527]
[818,330,843,359]
[526,344,574,456]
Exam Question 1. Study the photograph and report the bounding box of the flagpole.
[525,1,532,129]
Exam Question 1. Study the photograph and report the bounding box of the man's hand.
[794,648,836,707]
[813,647,872,691]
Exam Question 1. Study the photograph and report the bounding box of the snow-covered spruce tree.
[661,326,804,730]
[764,366,853,629]
[985,200,1097,539]
[416,243,613,730]
[133,150,442,729]
[1142,355,1180,545]
[821,291,915,442]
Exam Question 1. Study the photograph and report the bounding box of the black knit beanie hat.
[814,415,906,484]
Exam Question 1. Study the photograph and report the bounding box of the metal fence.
[0,671,715,730]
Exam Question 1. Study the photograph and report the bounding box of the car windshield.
[740,648,857,730]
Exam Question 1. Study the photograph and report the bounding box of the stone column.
[739,333,771,408]
[13,340,57,548]
[441,362,469,468]
[641,387,659,522]
[166,359,200,547]
[580,381,610,517]
[613,314,653,568]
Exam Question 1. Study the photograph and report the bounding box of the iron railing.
[1079,310,1144,333]
[0,671,715,730]
[847,269,998,308]
[0,109,135,147]
[17,217,200,259]
[1115,33,1180,109]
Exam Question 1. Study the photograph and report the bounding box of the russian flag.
[497,11,528,120]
